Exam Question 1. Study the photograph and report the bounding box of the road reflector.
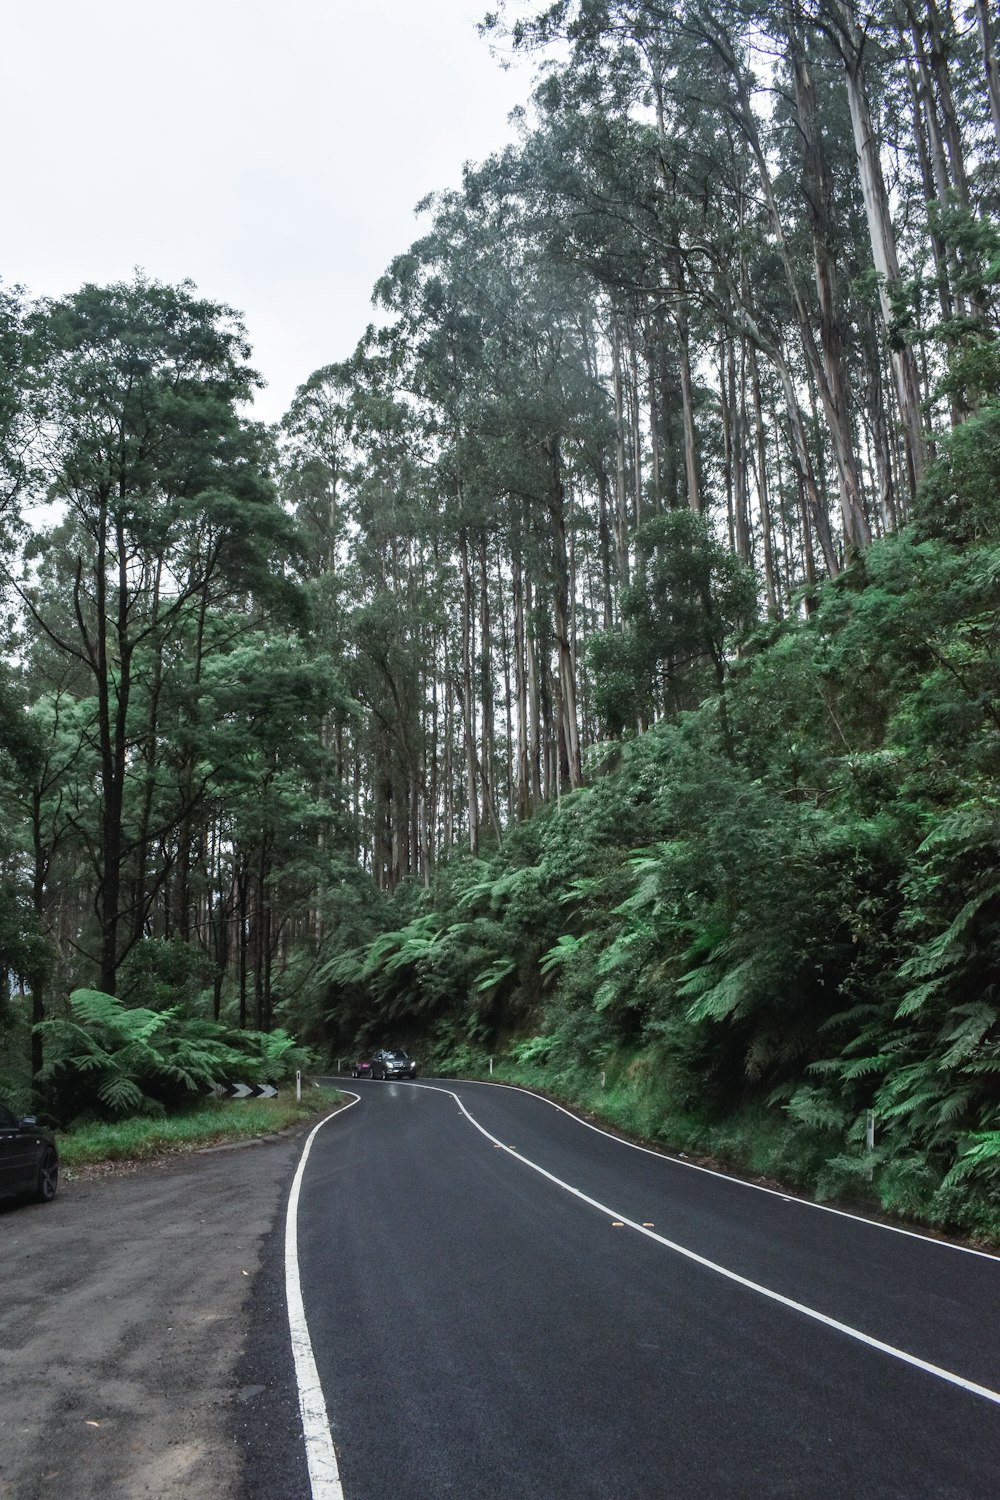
[611,1221,624,1227]
[643,1222,655,1227]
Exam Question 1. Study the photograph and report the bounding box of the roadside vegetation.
[57,1088,344,1175]
[333,478,1000,1246]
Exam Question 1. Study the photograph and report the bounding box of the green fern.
[36,988,267,1119]
[539,934,588,981]
[472,957,518,994]
[680,956,757,1024]
[941,1131,1000,1188]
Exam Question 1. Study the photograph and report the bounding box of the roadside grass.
[57,1087,345,1173]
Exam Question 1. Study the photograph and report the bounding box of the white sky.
[2,0,533,423]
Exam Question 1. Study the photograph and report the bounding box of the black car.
[351,1057,373,1079]
[371,1049,418,1080]
[0,1102,58,1204]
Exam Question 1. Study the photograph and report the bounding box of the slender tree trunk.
[478,533,496,837]
[787,6,872,548]
[496,535,516,823]
[513,537,530,819]
[695,8,869,553]
[823,0,927,492]
[527,578,543,806]
[749,347,780,618]
[459,529,480,854]
[594,464,615,630]
[94,507,132,995]
[675,273,702,514]
[923,0,972,203]
[628,320,644,530]
[443,632,454,850]
[975,0,1000,156]
[237,864,249,1031]
[544,436,583,790]
[612,310,631,590]
[253,845,265,1030]
[731,335,751,563]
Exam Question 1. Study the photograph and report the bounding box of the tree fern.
[941,1132,1000,1189]
[473,957,518,995]
[36,989,273,1119]
[681,957,759,1024]
[539,934,588,982]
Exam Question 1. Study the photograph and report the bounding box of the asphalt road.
[4,1084,999,1499]
[296,1079,1000,1500]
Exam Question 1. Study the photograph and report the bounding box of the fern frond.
[683,957,757,1023]
[895,978,948,1018]
[942,1130,1000,1187]
[935,1088,973,1125]
[878,1089,940,1120]
[96,1075,146,1112]
[473,958,518,994]
[783,1086,846,1131]
[840,1054,893,1081]
[539,934,588,980]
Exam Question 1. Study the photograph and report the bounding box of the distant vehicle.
[371,1050,418,1080]
[0,1102,58,1205]
[351,1057,373,1079]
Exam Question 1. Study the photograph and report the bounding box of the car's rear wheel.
[34,1148,58,1203]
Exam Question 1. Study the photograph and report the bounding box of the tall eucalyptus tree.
[13,277,298,995]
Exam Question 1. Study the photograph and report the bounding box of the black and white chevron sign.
[207,1081,279,1100]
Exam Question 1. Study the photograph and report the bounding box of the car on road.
[0,1102,58,1205]
[371,1049,418,1080]
[351,1057,373,1079]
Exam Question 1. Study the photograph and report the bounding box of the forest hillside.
[1,0,999,1233]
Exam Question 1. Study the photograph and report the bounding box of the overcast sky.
[2,0,534,423]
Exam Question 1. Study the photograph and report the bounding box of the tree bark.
[821,0,927,494]
[975,0,1000,157]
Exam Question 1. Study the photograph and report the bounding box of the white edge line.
[414,1081,1000,1410]
[423,1076,1000,1264]
[285,1096,360,1500]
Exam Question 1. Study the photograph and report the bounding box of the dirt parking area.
[0,1130,313,1500]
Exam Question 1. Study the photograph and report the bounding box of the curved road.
[290,1079,1000,1500]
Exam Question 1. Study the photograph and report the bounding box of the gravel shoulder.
[0,1126,318,1500]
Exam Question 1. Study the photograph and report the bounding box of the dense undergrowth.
[324,409,1000,1244]
[0,987,314,1126]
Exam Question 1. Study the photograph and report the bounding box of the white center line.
[416,1082,1000,1409]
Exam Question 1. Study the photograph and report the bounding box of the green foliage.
[2,70,998,1242]
[914,401,1000,545]
[942,1131,1000,1190]
[118,939,214,1014]
[332,496,1000,1238]
[34,988,306,1123]
[589,511,756,733]
[227,1026,314,1082]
